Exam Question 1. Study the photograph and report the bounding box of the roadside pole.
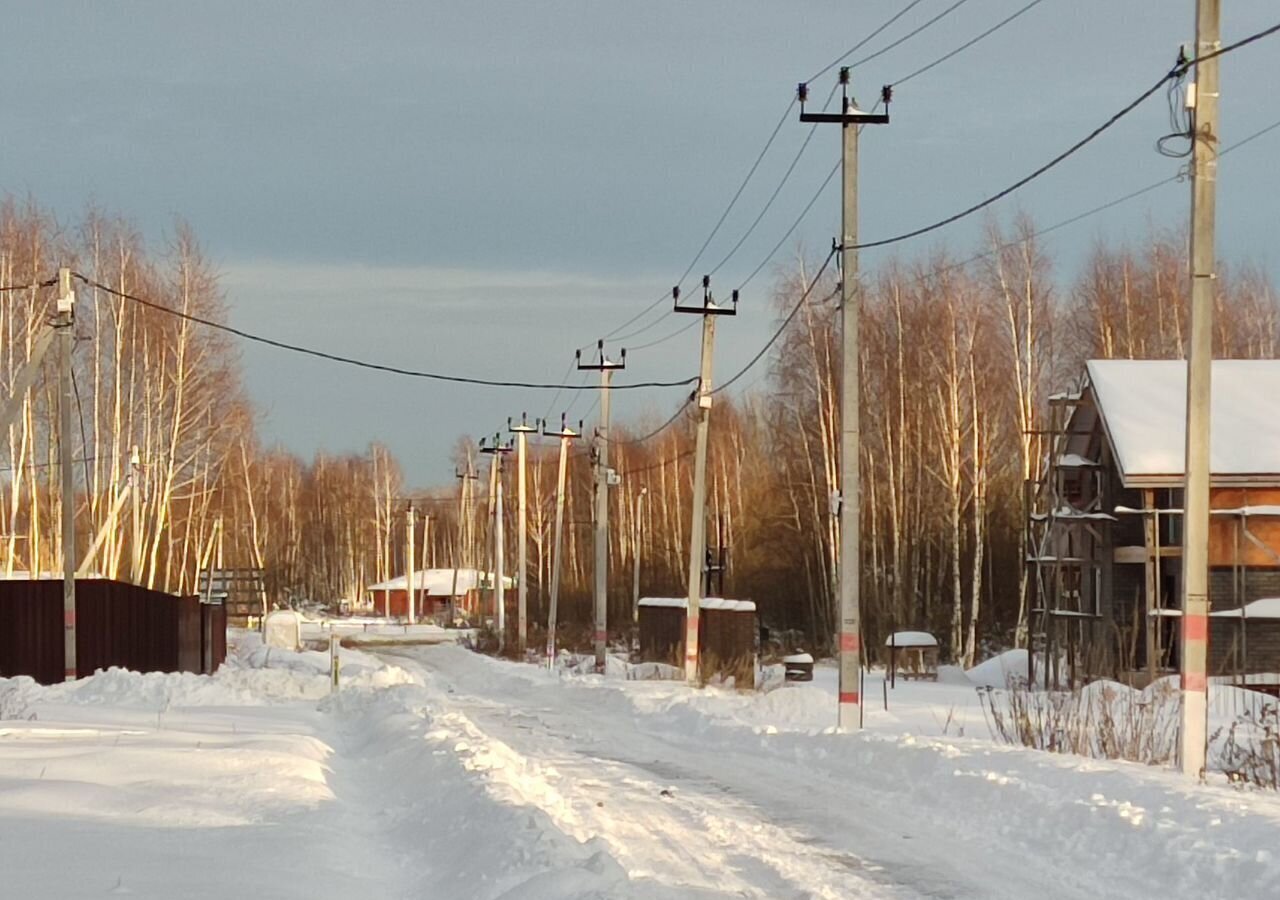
[577,341,625,672]
[1179,0,1220,778]
[672,277,736,683]
[799,71,890,728]
[542,415,580,669]
[510,413,539,655]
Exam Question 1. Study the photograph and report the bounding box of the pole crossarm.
[576,338,627,372]
[673,275,740,317]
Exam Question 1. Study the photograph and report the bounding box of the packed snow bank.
[966,648,1029,687]
[0,632,415,715]
[0,639,675,899]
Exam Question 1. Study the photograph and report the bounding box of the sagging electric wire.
[843,0,972,72]
[889,0,1051,88]
[843,22,1280,253]
[597,0,938,350]
[711,107,1280,403]
[73,274,698,393]
[604,395,696,446]
[714,245,838,396]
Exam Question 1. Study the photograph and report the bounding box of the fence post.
[330,632,340,692]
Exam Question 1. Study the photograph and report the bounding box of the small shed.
[885,631,939,682]
[637,597,758,688]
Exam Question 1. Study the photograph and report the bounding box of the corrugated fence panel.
[0,579,222,685]
[0,580,61,684]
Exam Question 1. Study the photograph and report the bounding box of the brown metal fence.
[638,602,757,688]
[0,579,226,684]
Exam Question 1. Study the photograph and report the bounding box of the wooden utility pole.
[577,341,625,672]
[510,413,539,655]
[673,277,737,683]
[800,70,890,729]
[480,434,512,651]
[57,267,77,681]
[405,503,416,624]
[1180,0,1220,778]
[542,415,580,668]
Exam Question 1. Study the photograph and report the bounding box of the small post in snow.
[329,631,340,692]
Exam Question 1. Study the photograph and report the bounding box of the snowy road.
[388,645,1280,900]
[4,640,1279,898]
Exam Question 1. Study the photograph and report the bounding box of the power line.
[0,278,57,293]
[73,274,697,393]
[738,155,840,292]
[845,22,1280,253]
[890,0,1050,88]
[627,318,700,351]
[604,396,695,445]
[805,0,931,84]
[618,447,696,478]
[594,102,796,348]
[844,0,972,72]
[710,108,1280,402]
[597,0,938,350]
[714,246,839,396]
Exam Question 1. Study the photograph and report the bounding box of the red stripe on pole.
[594,629,607,643]
[64,611,76,627]
[839,692,861,704]
[1182,671,1208,692]
[840,632,860,652]
[64,668,77,678]
[1182,615,1209,642]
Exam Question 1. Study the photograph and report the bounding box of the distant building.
[1030,360,1280,687]
[366,568,514,622]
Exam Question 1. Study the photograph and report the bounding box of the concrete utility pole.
[57,267,77,681]
[800,70,890,729]
[405,503,416,624]
[673,277,737,683]
[510,413,539,655]
[1179,0,1220,779]
[577,341,625,672]
[480,434,513,651]
[130,446,142,583]
[454,459,479,622]
[632,486,648,638]
[542,415,580,668]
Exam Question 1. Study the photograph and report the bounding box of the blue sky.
[4,1,1277,484]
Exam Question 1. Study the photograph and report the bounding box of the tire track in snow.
[392,651,901,900]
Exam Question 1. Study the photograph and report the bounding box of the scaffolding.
[1025,391,1114,689]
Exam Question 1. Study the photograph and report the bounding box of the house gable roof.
[1086,359,1280,487]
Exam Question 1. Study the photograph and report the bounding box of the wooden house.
[1030,360,1280,687]
[366,568,513,623]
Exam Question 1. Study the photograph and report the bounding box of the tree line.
[3,199,1277,662]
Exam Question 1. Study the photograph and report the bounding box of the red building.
[366,568,513,622]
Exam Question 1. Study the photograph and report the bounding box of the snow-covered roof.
[1087,360,1280,486]
[638,596,757,613]
[884,631,937,647]
[367,568,513,593]
[1211,598,1280,619]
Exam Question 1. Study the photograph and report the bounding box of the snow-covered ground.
[3,641,1280,898]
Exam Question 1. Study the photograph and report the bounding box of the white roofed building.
[1030,360,1280,686]
[366,568,513,622]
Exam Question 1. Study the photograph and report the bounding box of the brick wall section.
[1209,567,1280,674]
